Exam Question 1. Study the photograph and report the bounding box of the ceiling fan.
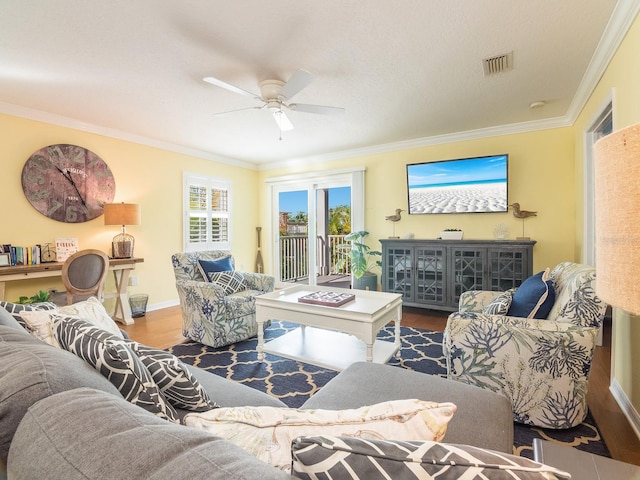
[203,69,344,132]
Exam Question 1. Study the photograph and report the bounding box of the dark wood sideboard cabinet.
[380,239,536,311]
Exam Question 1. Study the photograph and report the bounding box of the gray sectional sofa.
[1,304,533,479]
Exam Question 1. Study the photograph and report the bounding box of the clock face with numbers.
[21,144,116,223]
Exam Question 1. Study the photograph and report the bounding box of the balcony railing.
[280,234,350,282]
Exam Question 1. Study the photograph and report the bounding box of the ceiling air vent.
[483,51,513,76]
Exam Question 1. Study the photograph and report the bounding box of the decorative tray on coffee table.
[297,291,355,307]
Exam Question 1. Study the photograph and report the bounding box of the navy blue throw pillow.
[197,257,234,281]
[506,269,556,319]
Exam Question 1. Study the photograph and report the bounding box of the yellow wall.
[573,14,640,422]
[0,114,259,308]
[259,127,576,274]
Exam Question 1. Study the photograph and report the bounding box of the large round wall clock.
[21,144,116,223]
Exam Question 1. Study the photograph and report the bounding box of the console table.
[380,239,536,311]
[0,257,144,325]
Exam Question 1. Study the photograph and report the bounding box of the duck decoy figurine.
[385,209,404,222]
[385,209,404,238]
[509,203,537,219]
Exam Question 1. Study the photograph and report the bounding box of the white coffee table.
[255,284,403,371]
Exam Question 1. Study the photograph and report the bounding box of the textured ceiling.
[0,1,627,169]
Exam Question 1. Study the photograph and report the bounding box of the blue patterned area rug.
[168,321,609,460]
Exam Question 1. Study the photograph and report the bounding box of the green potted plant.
[16,289,51,304]
[336,230,382,290]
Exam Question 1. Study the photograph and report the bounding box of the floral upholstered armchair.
[171,251,274,348]
[443,262,607,429]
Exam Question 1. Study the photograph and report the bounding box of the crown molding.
[259,116,572,170]
[0,101,257,170]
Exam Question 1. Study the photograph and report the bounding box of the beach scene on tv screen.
[407,155,508,214]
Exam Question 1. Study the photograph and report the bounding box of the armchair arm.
[458,290,503,312]
[240,272,275,293]
[175,279,226,303]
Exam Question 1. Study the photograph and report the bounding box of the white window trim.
[183,172,232,252]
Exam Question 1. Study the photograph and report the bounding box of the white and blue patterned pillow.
[291,436,571,479]
[124,340,218,411]
[483,289,515,315]
[54,317,178,423]
[206,270,246,295]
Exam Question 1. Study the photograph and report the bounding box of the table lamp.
[594,123,640,314]
[104,203,141,259]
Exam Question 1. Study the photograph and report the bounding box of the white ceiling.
[0,1,632,169]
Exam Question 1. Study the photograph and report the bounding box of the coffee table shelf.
[263,326,399,371]
[255,284,403,371]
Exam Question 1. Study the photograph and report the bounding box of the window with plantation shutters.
[183,173,231,251]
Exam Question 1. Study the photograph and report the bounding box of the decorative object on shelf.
[54,237,79,263]
[40,243,57,263]
[336,230,382,291]
[403,232,415,239]
[104,203,141,258]
[384,209,404,238]
[255,227,264,273]
[509,203,537,240]
[439,229,463,240]
[594,123,640,314]
[21,144,116,223]
[493,223,509,240]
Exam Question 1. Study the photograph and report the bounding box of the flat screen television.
[406,154,508,214]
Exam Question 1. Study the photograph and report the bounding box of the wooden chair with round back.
[61,249,110,305]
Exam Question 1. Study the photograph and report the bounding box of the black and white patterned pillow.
[483,289,515,315]
[125,340,218,411]
[54,317,178,423]
[0,301,57,330]
[291,436,571,480]
[206,271,246,295]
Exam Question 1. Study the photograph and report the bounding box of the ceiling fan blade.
[288,103,345,115]
[272,109,294,131]
[212,106,264,116]
[279,69,313,101]
[203,76,261,101]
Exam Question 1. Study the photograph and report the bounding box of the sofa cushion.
[291,435,571,480]
[8,388,293,480]
[205,270,246,294]
[124,340,218,411]
[197,256,233,281]
[184,399,456,472]
[0,301,57,330]
[301,361,513,453]
[19,297,124,347]
[54,318,178,422]
[483,289,515,315]
[507,268,556,319]
[0,326,120,467]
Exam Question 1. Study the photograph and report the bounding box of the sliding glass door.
[268,168,365,288]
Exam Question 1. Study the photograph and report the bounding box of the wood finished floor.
[122,305,640,466]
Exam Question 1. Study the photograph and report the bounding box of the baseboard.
[610,378,640,441]
[147,298,179,312]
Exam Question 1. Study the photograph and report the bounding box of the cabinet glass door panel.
[386,247,413,300]
[452,248,485,304]
[415,247,446,305]
[489,249,528,291]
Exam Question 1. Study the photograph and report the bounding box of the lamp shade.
[594,123,640,314]
[103,203,141,226]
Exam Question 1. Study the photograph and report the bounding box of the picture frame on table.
[0,253,11,267]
